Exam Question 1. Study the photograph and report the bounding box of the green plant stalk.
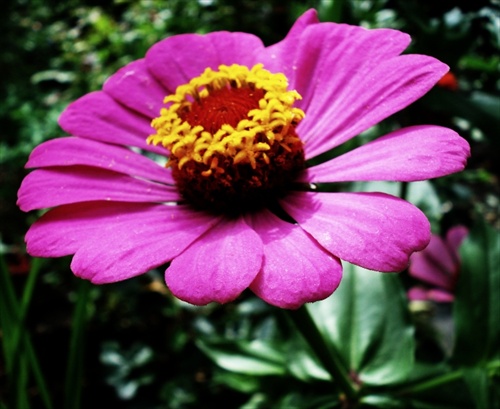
[10,257,43,364]
[15,351,30,409]
[0,254,19,371]
[24,330,54,409]
[284,305,358,401]
[0,255,53,409]
[64,279,92,409]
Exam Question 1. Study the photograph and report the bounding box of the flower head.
[408,226,469,302]
[17,10,470,309]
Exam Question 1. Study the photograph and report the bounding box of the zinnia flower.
[17,10,470,309]
[408,226,469,302]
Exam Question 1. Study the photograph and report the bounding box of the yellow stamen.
[147,63,305,171]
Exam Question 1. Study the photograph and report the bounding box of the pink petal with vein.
[303,126,470,183]
[298,55,448,159]
[282,191,430,272]
[67,204,219,283]
[27,202,216,263]
[58,91,166,155]
[146,32,264,93]
[166,217,263,305]
[103,58,168,118]
[17,166,179,211]
[26,137,174,184]
[248,209,342,309]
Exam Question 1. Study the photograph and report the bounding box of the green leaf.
[453,218,500,365]
[196,339,286,376]
[212,370,261,393]
[285,336,330,382]
[361,394,407,408]
[308,263,415,385]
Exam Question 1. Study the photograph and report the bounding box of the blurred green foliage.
[1,0,499,408]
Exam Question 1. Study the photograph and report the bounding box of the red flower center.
[181,87,265,134]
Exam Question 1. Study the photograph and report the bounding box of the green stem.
[15,351,30,409]
[64,279,92,409]
[0,253,20,371]
[284,305,358,401]
[11,258,43,362]
[398,370,464,395]
[24,333,54,409]
[0,255,53,409]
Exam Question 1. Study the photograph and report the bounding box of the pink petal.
[17,166,179,211]
[247,209,342,309]
[165,217,263,305]
[408,286,429,301]
[258,9,319,84]
[103,58,168,118]
[146,31,264,93]
[446,225,468,255]
[408,235,455,290]
[68,204,219,283]
[303,126,470,183]
[427,289,455,302]
[26,137,174,184]
[58,91,166,155]
[298,54,448,159]
[26,201,216,262]
[408,287,454,303]
[26,201,154,257]
[281,191,430,272]
[263,20,409,114]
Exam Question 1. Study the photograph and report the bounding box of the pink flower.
[408,226,469,302]
[17,10,470,309]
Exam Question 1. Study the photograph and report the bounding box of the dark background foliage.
[1,0,499,408]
